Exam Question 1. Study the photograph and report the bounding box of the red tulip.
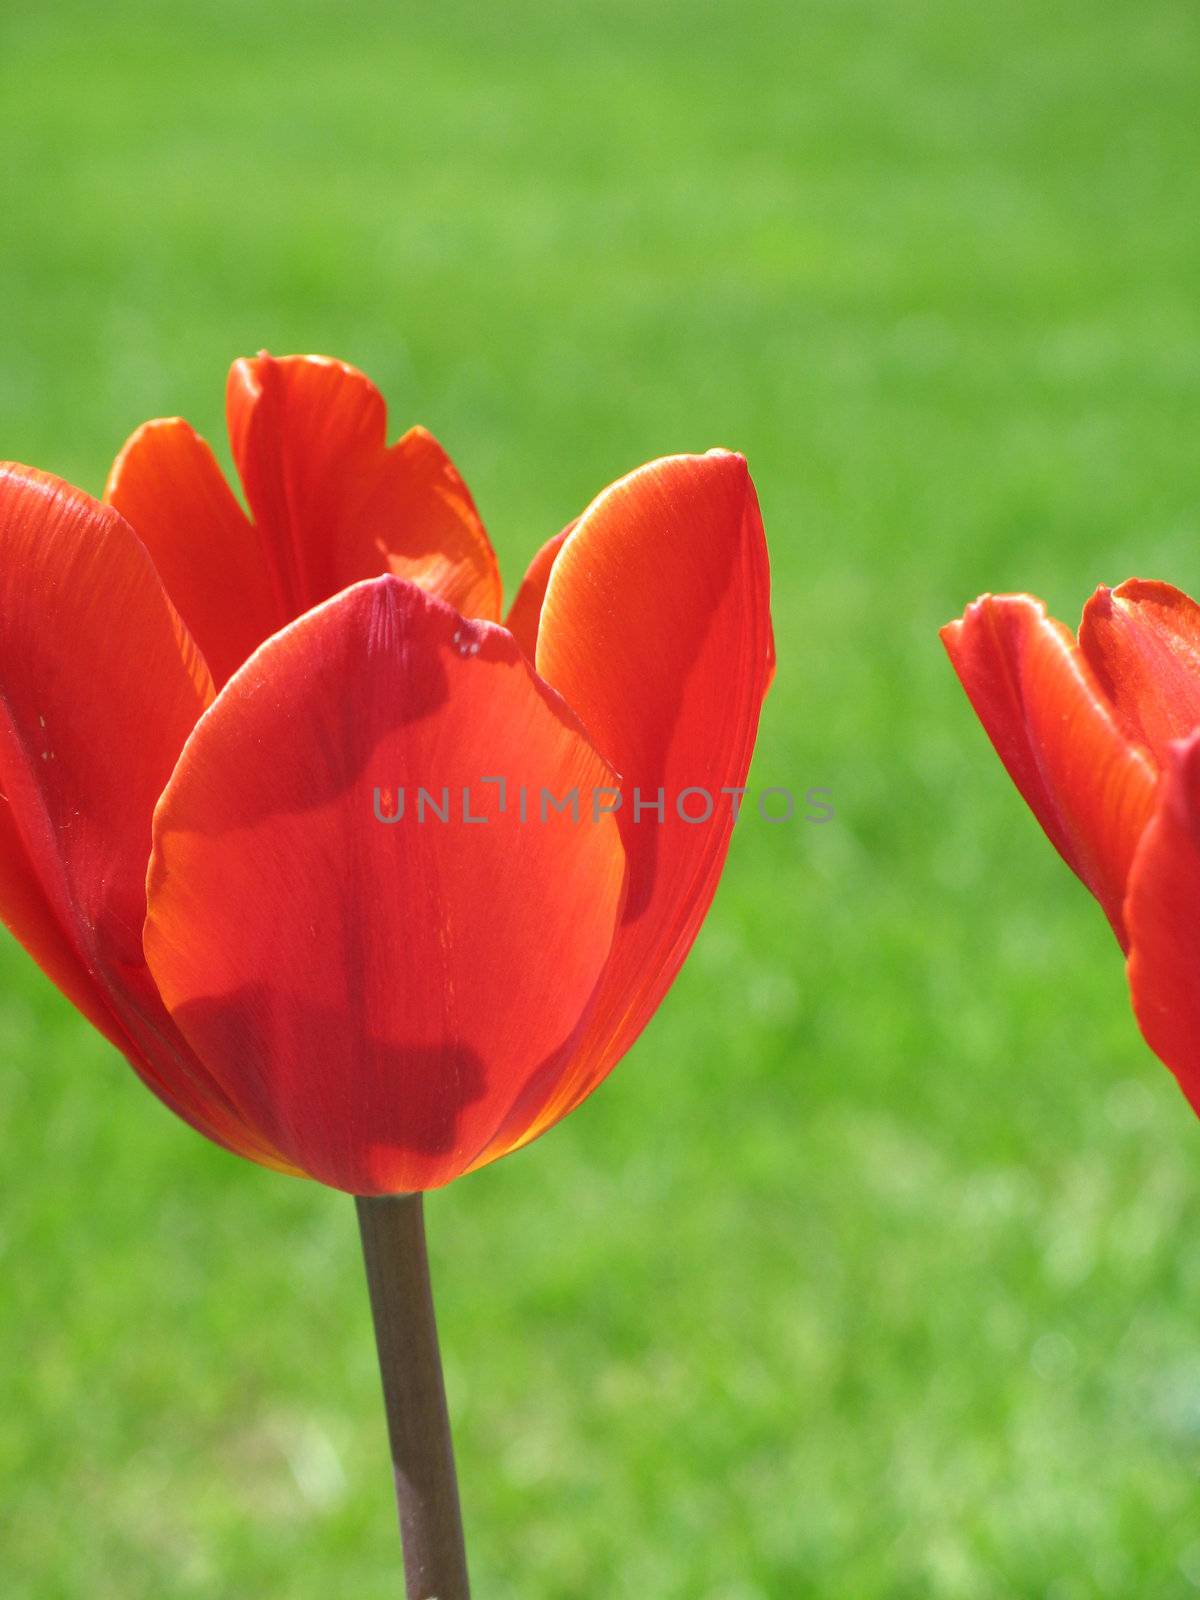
[0,353,773,1194]
[942,582,1200,1113]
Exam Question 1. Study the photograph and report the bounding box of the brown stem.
[356,1192,470,1599]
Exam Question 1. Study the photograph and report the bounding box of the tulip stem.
[356,1192,470,1599]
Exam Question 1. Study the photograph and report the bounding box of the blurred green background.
[2,0,1199,1595]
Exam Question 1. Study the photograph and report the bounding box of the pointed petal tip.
[703,446,749,470]
[223,352,500,623]
[942,593,1047,650]
[941,585,1157,944]
[104,417,193,496]
[1079,576,1200,762]
[236,349,351,377]
[1080,583,1115,631]
[1082,578,1198,640]
[1111,577,1193,605]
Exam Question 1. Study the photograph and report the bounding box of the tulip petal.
[105,419,280,689]
[0,464,213,970]
[478,451,772,1158]
[1079,580,1200,763]
[0,464,295,1168]
[505,525,572,659]
[941,593,1157,945]
[0,770,290,1169]
[0,788,132,1053]
[1126,729,1200,1114]
[144,576,627,1194]
[226,354,502,624]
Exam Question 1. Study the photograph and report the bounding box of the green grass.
[2,0,1199,1593]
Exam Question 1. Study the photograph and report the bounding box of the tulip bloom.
[0,354,773,1195]
[942,583,1200,1113]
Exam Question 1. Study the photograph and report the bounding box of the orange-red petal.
[226,354,502,625]
[505,524,572,659]
[941,594,1157,946]
[1125,729,1200,1115]
[0,464,213,972]
[1079,580,1200,764]
[105,418,280,689]
[143,577,626,1194]
[0,464,295,1168]
[478,451,772,1159]
[0,783,133,1055]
